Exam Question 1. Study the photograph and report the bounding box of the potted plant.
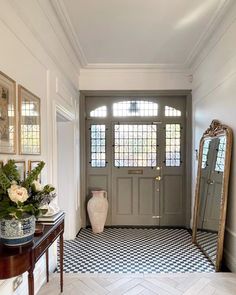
[0,160,55,246]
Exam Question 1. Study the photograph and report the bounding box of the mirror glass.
[196,135,226,264]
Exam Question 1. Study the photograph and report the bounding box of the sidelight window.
[90,124,106,167]
[165,124,181,166]
[114,124,157,167]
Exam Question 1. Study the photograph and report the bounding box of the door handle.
[155,176,162,181]
[207,179,214,185]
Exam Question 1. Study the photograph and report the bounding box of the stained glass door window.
[90,124,106,167]
[114,124,157,167]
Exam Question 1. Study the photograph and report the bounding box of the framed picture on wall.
[14,160,26,181]
[28,160,41,182]
[18,85,41,155]
[0,71,16,154]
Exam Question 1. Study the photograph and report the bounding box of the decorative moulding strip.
[56,77,74,107]
[80,68,192,76]
[36,0,81,72]
[186,0,234,69]
[7,0,79,91]
[192,67,236,105]
[50,0,233,73]
[191,0,236,72]
[84,63,190,72]
[50,0,87,67]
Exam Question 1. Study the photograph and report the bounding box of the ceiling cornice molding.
[186,0,234,68]
[52,0,233,72]
[80,67,191,75]
[50,0,87,67]
[83,63,189,72]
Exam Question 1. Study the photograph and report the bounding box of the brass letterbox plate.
[128,170,143,174]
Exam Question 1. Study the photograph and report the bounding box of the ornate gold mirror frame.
[192,120,232,271]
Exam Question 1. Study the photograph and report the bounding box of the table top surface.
[0,216,64,258]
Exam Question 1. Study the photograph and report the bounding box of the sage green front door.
[86,96,187,226]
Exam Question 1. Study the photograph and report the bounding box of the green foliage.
[0,160,56,220]
[0,160,20,193]
[2,160,20,182]
[0,169,11,192]
[23,161,45,189]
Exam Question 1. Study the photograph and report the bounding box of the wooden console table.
[0,215,64,295]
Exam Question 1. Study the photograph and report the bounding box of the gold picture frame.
[28,160,41,182]
[0,71,16,154]
[14,160,26,181]
[18,85,41,155]
[192,120,233,271]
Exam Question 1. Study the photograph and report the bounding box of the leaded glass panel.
[90,124,106,167]
[113,101,158,117]
[202,139,211,169]
[90,106,107,117]
[215,137,226,172]
[165,106,181,117]
[114,124,157,167]
[165,124,181,166]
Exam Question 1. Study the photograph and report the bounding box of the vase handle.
[104,191,108,199]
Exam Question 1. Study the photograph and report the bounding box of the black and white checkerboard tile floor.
[197,230,218,264]
[59,228,215,274]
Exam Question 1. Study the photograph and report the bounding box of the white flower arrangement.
[7,184,29,203]
[0,160,56,220]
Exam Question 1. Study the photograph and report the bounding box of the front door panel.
[86,96,186,227]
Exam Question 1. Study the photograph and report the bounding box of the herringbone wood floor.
[38,273,236,295]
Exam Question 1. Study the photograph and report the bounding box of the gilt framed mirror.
[192,120,232,271]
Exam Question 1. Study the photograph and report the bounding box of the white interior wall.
[79,68,192,91]
[192,2,236,271]
[0,0,80,294]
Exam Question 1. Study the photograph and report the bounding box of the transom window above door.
[89,101,183,118]
[165,106,181,117]
[113,101,158,117]
[90,106,107,117]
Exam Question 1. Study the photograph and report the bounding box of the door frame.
[80,90,192,228]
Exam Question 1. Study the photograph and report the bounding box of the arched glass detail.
[165,106,181,117]
[90,106,107,117]
[113,101,158,117]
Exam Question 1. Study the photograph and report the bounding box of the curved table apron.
[0,216,64,295]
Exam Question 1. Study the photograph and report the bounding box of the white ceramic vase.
[87,190,108,233]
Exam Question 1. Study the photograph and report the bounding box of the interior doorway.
[56,111,77,239]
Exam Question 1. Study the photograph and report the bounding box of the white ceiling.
[59,0,229,68]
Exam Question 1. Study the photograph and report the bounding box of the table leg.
[46,249,49,283]
[59,233,64,293]
[28,268,34,295]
